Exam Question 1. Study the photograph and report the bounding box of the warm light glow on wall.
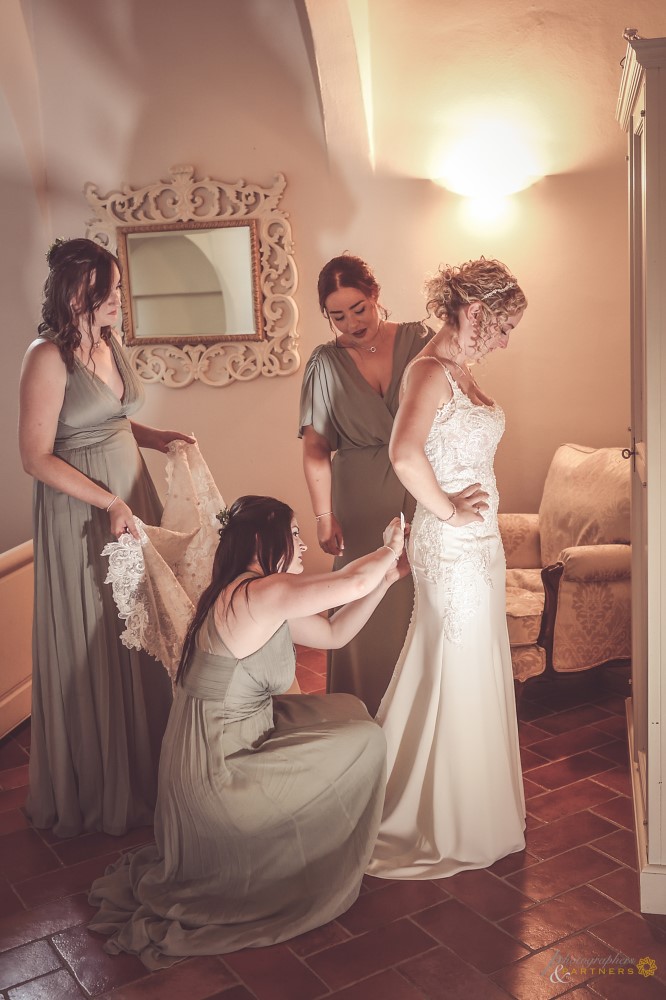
[461,194,517,230]
[433,117,543,199]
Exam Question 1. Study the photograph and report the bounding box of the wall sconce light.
[432,116,543,217]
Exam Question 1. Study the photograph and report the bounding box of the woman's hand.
[317,512,345,556]
[108,499,140,540]
[150,429,197,453]
[130,421,196,453]
[448,483,490,527]
[384,524,411,585]
[382,516,406,559]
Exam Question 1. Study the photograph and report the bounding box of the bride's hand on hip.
[448,483,489,527]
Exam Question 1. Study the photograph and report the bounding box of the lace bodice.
[410,362,505,643]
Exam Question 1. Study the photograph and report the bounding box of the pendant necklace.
[344,320,384,354]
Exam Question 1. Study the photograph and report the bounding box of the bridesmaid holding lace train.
[19,238,194,838]
[368,258,528,879]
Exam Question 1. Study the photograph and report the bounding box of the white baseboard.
[626,697,666,914]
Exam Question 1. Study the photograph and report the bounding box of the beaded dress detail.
[411,366,504,643]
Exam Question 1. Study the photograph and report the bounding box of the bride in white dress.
[367,258,528,879]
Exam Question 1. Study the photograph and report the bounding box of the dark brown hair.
[39,238,119,371]
[175,495,295,685]
[317,255,382,316]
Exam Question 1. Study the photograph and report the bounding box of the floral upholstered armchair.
[499,444,631,682]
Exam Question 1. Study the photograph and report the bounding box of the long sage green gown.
[299,322,430,716]
[27,336,173,838]
[88,612,386,969]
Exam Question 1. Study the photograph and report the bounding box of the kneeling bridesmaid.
[89,495,407,968]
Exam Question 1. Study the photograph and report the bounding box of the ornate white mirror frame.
[84,165,300,388]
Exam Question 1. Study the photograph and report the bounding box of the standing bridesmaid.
[19,237,194,838]
[299,254,431,716]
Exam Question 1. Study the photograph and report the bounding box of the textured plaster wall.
[1,0,663,572]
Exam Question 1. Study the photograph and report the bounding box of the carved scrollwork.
[84,165,299,388]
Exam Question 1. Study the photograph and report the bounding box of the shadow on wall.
[35,0,360,527]
[0,168,48,551]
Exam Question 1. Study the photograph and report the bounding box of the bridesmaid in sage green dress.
[19,238,194,838]
[88,495,406,967]
[299,255,431,716]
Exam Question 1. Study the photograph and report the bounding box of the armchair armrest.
[559,544,631,583]
[550,544,632,672]
[499,513,541,569]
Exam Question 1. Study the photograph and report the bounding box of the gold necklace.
[342,320,384,354]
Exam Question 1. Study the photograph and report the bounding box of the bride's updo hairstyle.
[317,255,388,321]
[176,496,295,684]
[425,257,527,353]
[39,238,119,371]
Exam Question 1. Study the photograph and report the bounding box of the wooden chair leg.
[538,562,564,676]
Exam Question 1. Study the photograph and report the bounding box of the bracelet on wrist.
[106,495,120,512]
[315,510,333,521]
[442,502,456,523]
[382,544,400,561]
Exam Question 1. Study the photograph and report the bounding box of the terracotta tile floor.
[2,654,665,999]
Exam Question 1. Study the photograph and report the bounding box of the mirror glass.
[118,220,263,344]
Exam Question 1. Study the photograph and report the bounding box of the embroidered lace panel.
[410,366,505,644]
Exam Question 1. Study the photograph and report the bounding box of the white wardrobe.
[617,32,666,914]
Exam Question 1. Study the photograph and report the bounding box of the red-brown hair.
[317,255,381,316]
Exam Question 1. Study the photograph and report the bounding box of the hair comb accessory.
[46,237,68,265]
[216,507,231,536]
[479,282,517,300]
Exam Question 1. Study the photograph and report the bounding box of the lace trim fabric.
[410,370,505,645]
[102,441,224,678]
[412,506,493,644]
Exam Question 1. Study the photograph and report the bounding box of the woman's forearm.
[302,437,333,517]
[327,577,391,648]
[335,545,400,596]
[23,453,116,510]
[130,423,196,453]
[129,420,160,449]
[392,451,455,520]
[268,541,400,627]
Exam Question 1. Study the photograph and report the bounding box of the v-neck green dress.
[299,322,430,716]
[27,336,173,838]
[88,612,386,969]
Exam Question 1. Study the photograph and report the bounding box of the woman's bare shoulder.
[402,352,449,386]
[22,337,65,373]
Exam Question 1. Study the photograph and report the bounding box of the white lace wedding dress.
[367,361,526,879]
